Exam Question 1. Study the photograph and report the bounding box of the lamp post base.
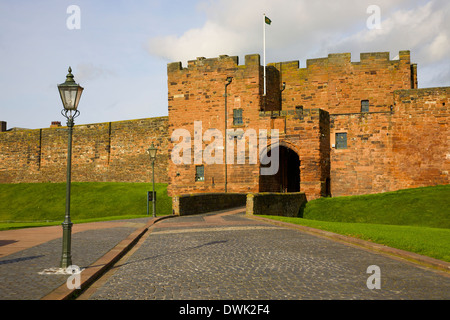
[60,220,73,269]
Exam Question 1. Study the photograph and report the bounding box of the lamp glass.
[58,67,84,111]
[58,85,84,111]
[148,144,158,160]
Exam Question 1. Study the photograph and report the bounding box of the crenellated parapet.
[167,54,261,74]
[268,50,416,114]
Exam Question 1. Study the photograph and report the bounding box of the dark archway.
[259,145,300,192]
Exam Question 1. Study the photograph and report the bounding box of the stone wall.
[167,54,262,197]
[390,87,449,190]
[246,192,307,217]
[258,108,330,199]
[330,111,394,196]
[330,87,449,196]
[1,50,447,204]
[172,193,247,216]
[167,54,329,200]
[0,117,169,184]
[271,50,416,114]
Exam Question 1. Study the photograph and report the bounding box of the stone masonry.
[0,50,448,201]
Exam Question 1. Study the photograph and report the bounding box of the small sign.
[148,191,156,201]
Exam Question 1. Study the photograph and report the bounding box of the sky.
[0,0,449,129]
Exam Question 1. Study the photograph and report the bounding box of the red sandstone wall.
[330,87,449,197]
[167,54,329,200]
[1,51,447,203]
[390,87,449,190]
[330,111,394,196]
[0,117,169,184]
[272,51,415,114]
[0,129,42,182]
[167,54,262,196]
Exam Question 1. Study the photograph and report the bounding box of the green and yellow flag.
[265,16,271,25]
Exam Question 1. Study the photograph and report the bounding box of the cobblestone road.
[0,218,150,300]
[83,211,450,300]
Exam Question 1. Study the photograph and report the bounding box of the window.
[295,106,303,116]
[361,100,369,113]
[233,109,243,125]
[335,132,347,149]
[195,165,204,181]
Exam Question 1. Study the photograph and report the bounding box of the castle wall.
[167,54,262,196]
[330,111,395,196]
[167,55,329,200]
[273,51,416,114]
[1,50,447,203]
[330,87,449,196]
[0,117,169,184]
[258,108,330,199]
[390,87,449,190]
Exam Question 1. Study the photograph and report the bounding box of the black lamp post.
[57,67,83,269]
[224,76,232,193]
[148,143,158,217]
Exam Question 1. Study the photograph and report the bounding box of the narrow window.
[195,165,204,181]
[295,106,303,116]
[361,100,369,113]
[233,109,243,125]
[335,132,347,149]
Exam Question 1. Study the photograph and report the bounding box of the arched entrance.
[259,144,300,192]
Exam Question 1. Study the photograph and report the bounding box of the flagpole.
[263,13,266,96]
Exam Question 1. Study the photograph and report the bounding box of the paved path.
[1,208,449,302]
[78,210,450,300]
[0,221,143,258]
[0,218,153,300]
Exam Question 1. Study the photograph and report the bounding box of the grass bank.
[0,182,172,230]
[301,185,450,228]
[262,185,450,262]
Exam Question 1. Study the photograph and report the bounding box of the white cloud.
[425,32,450,62]
[148,20,247,64]
[146,0,450,87]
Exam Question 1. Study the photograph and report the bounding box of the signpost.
[147,191,156,216]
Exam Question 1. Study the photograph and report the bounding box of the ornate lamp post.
[57,67,83,268]
[148,143,158,217]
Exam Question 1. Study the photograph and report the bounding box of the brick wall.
[0,117,169,184]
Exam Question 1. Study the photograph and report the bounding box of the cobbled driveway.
[84,211,450,300]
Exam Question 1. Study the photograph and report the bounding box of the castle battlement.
[268,50,411,72]
[167,54,261,73]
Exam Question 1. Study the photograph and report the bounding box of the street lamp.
[148,142,158,217]
[57,67,83,269]
[224,77,232,193]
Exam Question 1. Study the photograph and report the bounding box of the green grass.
[1,182,449,262]
[301,185,450,228]
[0,182,172,230]
[261,185,450,262]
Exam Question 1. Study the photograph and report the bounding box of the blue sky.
[1,0,449,129]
